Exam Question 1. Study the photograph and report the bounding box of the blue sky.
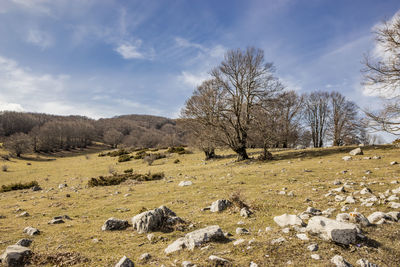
[0,0,399,124]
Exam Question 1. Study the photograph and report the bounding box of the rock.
[390,202,400,208]
[178,181,193,187]
[307,243,318,251]
[356,259,379,267]
[147,233,155,242]
[322,208,336,217]
[282,227,290,234]
[271,237,286,245]
[342,156,352,161]
[31,186,42,191]
[390,161,398,165]
[333,180,342,185]
[139,253,151,261]
[336,213,350,222]
[311,254,321,260]
[15,239,32,247]
[392,187,400,194]
[305,207,321,215]
[48,218,65,224]
[331,255,352,267]
[209,255,230,265]
[360,188,372,195]
[349,148,363,156]
[58,183,68,189]
[132,206,182,234]
[386,211,400,221]
[115,256,134,267]
[345,196,356,204]
[332,186,346,193]
[233,239,245,246]
[265,226,272,232]
[367,212,391,224]
[16,211,29,218]
[102,218,129,231]
[236,227,249,235]
[363,157,372,160]
[0,245,32,267]
[23,227,40,236]
[372,156,381,159]
[349,212,371,227]
[240,207,253,218]
[296,233,309,241]
[306,216,358,245]
[273,214,304,227]
[210,199,231,212]
[182,261,196,267]
[387,195,399,201]
[335,195,345,202]
[250,262,258,267]
[165,225,226,254]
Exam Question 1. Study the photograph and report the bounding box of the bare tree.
[4,132,32,157]
[362,13,400,134]
[103,129,123,148]
[329,92,360,146]
[304,91,330,148]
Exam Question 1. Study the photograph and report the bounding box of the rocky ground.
[0,145,399,266]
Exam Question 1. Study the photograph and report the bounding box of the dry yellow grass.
[0,145,399,266]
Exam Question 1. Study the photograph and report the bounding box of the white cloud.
[115,42,144,59]
[0,101,24,112]
[26,29,53,49]
[11,0,52,15]
[178,71,209,88]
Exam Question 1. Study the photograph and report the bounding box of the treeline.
[0,112,185,156]
[180,47,379,160]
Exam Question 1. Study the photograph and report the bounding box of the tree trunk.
[259,143,273,160]
[235,146,249,161]
[204,147,216,160]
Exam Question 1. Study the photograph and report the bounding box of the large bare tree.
[362,13,400,134]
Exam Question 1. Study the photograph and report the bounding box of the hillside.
[0,145,399,266]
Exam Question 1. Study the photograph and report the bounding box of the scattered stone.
[147,233,155,242]
[335,195,345,202]
[139,253,151,261]
[307,243,318,251]
[287,191,295,197]
[282,228,290,234]
[360,188,372,195]
[348,212,371,227]
[390,161,398,165]
[305,207,322,215]
[0,245,32,267]
[31,186,42,191]
[367,212,391,224]
[306,216,358,245]
[331,255,352,267]
[58,184,68,189]
[349,148,363,156]
[342,156,352,161]
[390,202,400,209]
[387,195,399,201]
[392,187,400,194]
[356,258,379,267]
[236,227,250,235]
[115,256,134,267]
[363,157,372,160]
[165,225,226,254]
[102,218,129,231]
[16,211,29,218]
[322,208,336,217]
[296,233,309,241]
[345,196,356,204]
[271,237,286,245]
[273,214,304,227]
[333,180,342,185]
[311,254,321,260]
[233,239,245,246]
[178,181,193,187]
[210,199,231,212]
[250,262,258,267]
[372,156,381,159]
[240,207,253,218]
[15,239,32,247]
[386,211,400,221]
[48,218,65,224]
[23,227,40,236]
[182,261,196,267]
[209,255,230,265]
[132,206,183,234]
[265,226,272,232]
[332,186,346,193]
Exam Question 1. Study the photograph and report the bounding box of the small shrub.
[1,154,10,161]
[98,152,106,157]
[118,154,132,162]
[124,168,133,173]
[229,190,249,209]
[1,165,8,172]
[107,149,130,157]
[173,159,180,164]
[88,172,164,187]
[167,147,186,154]
[85,155,90,160]
[143,153,166,165]
[1,181,39,192]
[133,150,149,159]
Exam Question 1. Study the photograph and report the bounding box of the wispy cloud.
[178,71,210,88]
[26,28,53,49]
[115,41,144,59]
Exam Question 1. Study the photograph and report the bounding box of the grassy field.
[0,145,399,266]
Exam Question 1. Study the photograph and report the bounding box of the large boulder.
[306,216,358,245]
[165,225,226,254]
[0,245,32,267]
[102,218,130,231]
[210,199,231,212]
[131,206,182,234]
[349,148,363,156]
[273,214,304,227]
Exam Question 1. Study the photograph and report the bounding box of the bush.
[143,153,166,165]
[167,147,186,154]
[118,154,132,162]
[124,168,133,173]
[1,165,8,172]
[133,150,149,159]
[88,172,164,187]
[107,149,130,157]
[173,159,180,164]
[1,181,39,192]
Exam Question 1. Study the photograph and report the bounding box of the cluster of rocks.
[0,238,33,266]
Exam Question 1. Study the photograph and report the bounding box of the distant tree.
[304,91,330,148]
[362,13,400,135]
[103,129,123,148]
[329,91,360,146]
[4,132,32,157]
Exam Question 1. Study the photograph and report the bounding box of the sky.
[0,0,399,132]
